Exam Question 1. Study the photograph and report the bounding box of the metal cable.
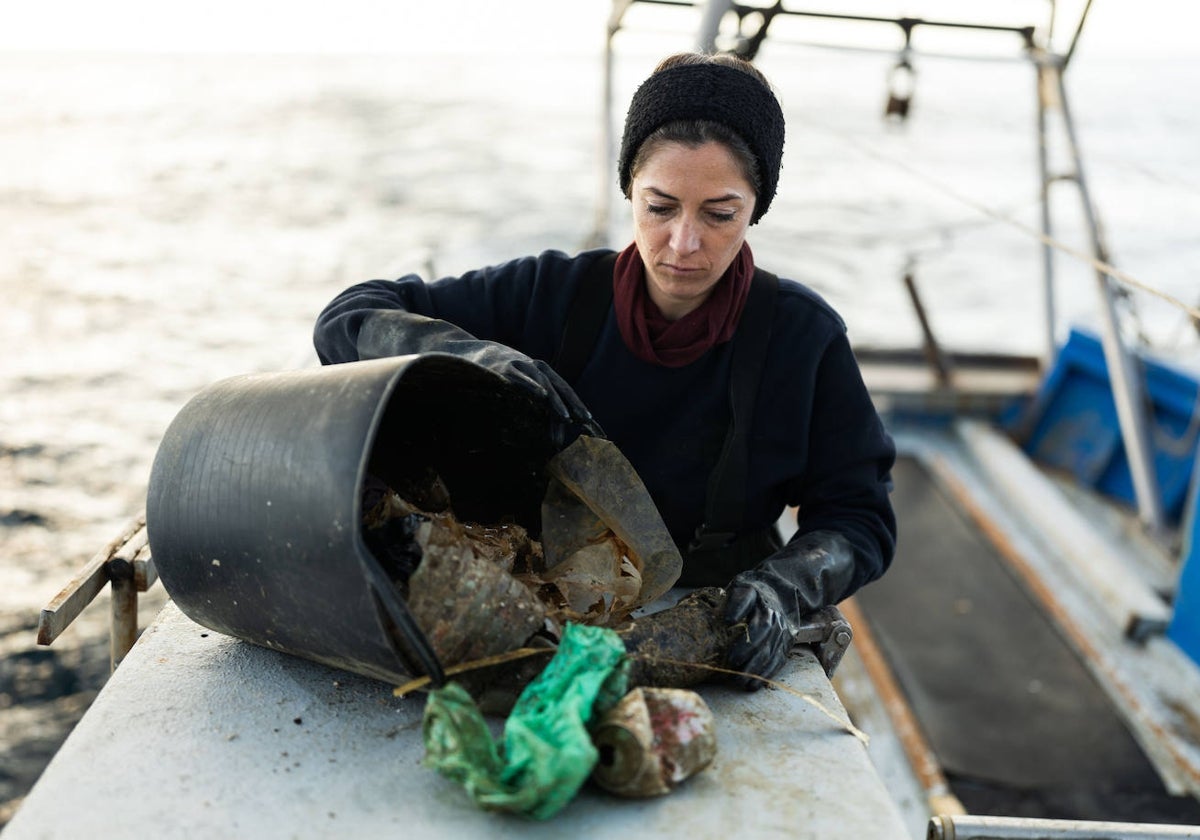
[803,114,1200,325]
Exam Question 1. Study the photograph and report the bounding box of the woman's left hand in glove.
[723,530,855,690]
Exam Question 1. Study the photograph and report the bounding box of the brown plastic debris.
[403,505,549,667]
[591,687,717,797]
[361,435,725,704]
[542,436,682,616]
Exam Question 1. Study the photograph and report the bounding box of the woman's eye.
[708,211,736,223]
[646,204,673,216]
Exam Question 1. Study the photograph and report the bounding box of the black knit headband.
[618,62,786,224]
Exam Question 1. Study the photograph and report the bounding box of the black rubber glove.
[357,310,604,447]
[724,530,856,690]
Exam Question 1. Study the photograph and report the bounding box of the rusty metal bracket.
[38,512,158,671]
[794,604,854,677]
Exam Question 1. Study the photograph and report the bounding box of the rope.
[803,115,1200,325]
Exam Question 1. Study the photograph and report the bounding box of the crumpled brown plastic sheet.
[404,510,549,667]
[537,435,683,624]
[390,436,683,669]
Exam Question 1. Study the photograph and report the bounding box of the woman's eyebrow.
[642,186,745,203]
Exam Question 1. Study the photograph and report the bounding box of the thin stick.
[637,657,870,746]
[393,647,553,697]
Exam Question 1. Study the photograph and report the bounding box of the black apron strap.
[551,255,781,584]
[677,524,783,587]
[687,267,780,561]
[552,252,616,384]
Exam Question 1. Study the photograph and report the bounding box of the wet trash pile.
[370,435,734,816]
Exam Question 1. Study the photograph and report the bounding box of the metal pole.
[108,557,138,671]
[1053,63,1166,535]
[1035,57,1057,366]
[695,0,731,53]
[1061,0,1096,70]
[929,814,1200,839]
[903,267,953,387]
[588,1,627,249]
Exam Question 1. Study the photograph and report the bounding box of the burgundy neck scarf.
[612,241,755,368]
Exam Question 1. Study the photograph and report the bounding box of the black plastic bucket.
[146,353,557,686]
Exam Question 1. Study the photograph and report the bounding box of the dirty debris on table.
[591,686,717,798]
[363,436,739,814]
[362,436,743,696]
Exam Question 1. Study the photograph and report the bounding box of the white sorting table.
[5,602,909,839]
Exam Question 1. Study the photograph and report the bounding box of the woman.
[314,52,896,689]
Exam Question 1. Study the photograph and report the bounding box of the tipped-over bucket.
[146,353,558,686]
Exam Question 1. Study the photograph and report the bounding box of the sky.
[0,0,607,55]
[1,0,1197,58]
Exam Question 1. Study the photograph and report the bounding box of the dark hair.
[652,51,772,90]
[626,120,761,202]
[617,52,785,224]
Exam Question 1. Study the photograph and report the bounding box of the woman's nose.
[669,217,701,255]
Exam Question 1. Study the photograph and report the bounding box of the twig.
[393,647,553,697]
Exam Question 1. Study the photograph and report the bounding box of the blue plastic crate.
[1016,328,1200,524]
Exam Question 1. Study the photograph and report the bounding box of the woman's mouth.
[660,263,704,276]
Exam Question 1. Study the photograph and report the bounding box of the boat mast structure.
[596,0,1167,537]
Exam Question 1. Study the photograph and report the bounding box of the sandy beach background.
[2,0,1198,825]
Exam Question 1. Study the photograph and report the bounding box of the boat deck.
[843,417,1200,829]
[857,454,1200,822]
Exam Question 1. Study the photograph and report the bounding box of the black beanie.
[618,61,785,224]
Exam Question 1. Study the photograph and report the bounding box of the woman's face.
[630,140,757,321]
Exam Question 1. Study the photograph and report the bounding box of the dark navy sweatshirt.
[314,248,896,596]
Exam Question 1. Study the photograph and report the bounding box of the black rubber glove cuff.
[358,311,604,447]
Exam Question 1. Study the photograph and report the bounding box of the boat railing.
[600,0,1171,538]
[36,513,156,672]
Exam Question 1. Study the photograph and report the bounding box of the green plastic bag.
[422,622,629,819]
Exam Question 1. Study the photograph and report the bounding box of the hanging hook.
[885,21,917,121]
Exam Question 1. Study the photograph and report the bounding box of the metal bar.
[111,525,148,568]
[133,544,157,593]
[109,559,138,671]
[1035,58,1057,366]
[929,813,1200,839]
[782,10,1034,40]
[638,0,1032,40]
[37,514,145,646]
[588,0,628,249]
[839,597,967,818]
[902,268,953,387]
[37,554,109,646]
[1053,66,1166,535]
[633,0,1037,41]
[107,525,148,669]
[952,420,1171,635]
[1061,0,1095,69]
[695,0,730,52]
